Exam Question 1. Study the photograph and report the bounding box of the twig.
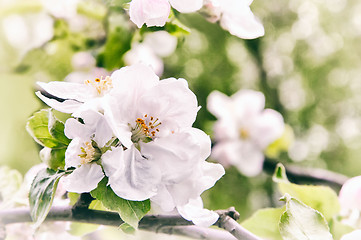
[0,206,261,240]
[216,207,263,240]
[263,159,349,189]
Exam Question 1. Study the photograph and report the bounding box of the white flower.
[202,0,264,39]
[129,0,203,28]
[103,63,224,226]
[341,230,361,240]
[62,111,113,193]
[124,31,178,76]
[339,176,361,212]
[36,73,114,116]
[207,89,284,176]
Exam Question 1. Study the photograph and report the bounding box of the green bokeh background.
[1,0,361,222]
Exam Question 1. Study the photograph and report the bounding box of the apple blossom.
[202,0,265,39]
[103,63,224,226]
[207,89,284,176]
[61,110,113,193]
[129,0,203,28]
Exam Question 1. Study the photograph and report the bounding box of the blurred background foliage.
[1,0,361,223]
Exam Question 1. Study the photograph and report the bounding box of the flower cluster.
[207,89,284,176]
[36,63,225,226]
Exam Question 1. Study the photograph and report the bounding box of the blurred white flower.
[103,63,224,226]
[124,31,177,76]
[129,0,203,27]
[202,0,265,39]
[207,89,284,176]
[340,230,361,240]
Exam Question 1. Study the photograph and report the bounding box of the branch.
[263,159,349,189]
[0,206,260,240]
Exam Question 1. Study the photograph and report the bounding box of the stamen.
[131,114,163,143]
[84,76,113,96]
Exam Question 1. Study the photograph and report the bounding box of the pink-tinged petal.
[212,140,264,176]
[143,31,177,57]
[129,0,171,28]
[137,78,199,133]
[37,81,93,102]
[339,176,361,211]
[169,0,203,13]
[36,91,81,114]
[220,4,264,39]
[177,198,219,227]
[207,90,233,120]
[250,109,285,149]
[102,146,161,201]
[62,164,104,193]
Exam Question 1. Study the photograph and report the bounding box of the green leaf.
[119,223,136,234]
[90,178,151,229]
[241,208,284,240]
[273,164,340,221]
[26,109,70,149]
[40,147,66,170]
[29,168,65,227]
[279,194,333,240]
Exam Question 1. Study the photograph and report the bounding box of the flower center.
[239,128,249,139]
[131,114,162,143]
[78,141,100,164]
[84,76,113,96]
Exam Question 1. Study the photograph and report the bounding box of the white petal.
[94,115,113,148]
[62,164,104,193]
[36,91,81,114]
[37,81,93,102]
[169,0,203,13]
[196,161,225,194]
[137,78,198,132]
[141,129,204,183]
[64,118,91,140]
[150,184,176,212]
[177,198,219,227]
[129,0,170,28]
[250,109,285,149]
[64,138,83,168]
[232,89,265,119]
[102,146,161,201]
[220,4,264,39]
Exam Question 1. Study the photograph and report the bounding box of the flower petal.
[169,0,203,13]
[102,146,161,201]
[129,0,171,28]
[36,91,81,114]
[62,164,104,193]
[339,176,361,211]
[64,138,83,168]
[177,197,219,227]
[207,90,233,120]
[37,81,92,102]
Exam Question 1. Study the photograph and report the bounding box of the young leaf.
[241,208,285,240]
[279,194,333,240]
[90,178,151,229]
[329,217,354,240]
[273,163,340,221]
[40,147,66,170]
[26,109,70,149]
[29,168,65,227]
